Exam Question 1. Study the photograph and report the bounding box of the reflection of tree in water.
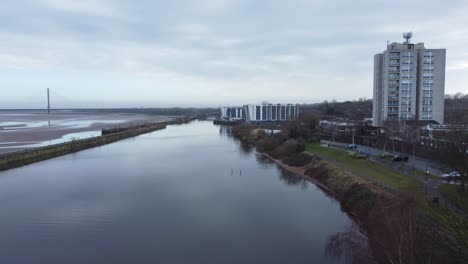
[254,154,308,188]
[254,153,275,168]
[218,125,255,155]
[279,168,307,189]
[238,141,254,155]
[325,224,375,264]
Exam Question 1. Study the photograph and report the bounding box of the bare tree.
[383,119,401,154]
[325,224,375,263]
[366,194,446,264]
[400,121,421,171]
[329,122,338,146]
[435,126,468,191]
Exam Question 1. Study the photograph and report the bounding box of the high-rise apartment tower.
[373,33,446,126]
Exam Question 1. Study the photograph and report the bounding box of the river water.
[0,121,356,263]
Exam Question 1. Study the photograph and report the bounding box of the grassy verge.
[414,168,440,180]
[306,142,468,250]
[439,184,468,212]
[306,143,422,192]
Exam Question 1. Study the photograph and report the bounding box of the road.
[320,140,467,216]
[320,140,448,176]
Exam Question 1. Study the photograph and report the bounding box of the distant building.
[219,103,300,122]
[373,33,446,126]
[220,107,245,120]
[420,124,468,151]
[244,103,300,122]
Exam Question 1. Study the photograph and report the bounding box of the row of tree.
[301,93,468,125]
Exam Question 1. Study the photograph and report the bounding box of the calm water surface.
[0,121,354,263]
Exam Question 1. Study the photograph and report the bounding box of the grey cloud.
[1,0,467,107]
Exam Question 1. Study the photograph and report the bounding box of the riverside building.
[220,107,245,120]
[220,103,300,122]
[372,33,446,126]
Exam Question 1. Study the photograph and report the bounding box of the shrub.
[343,183,376,217]
[305,162,330,181]
[257,138,281,153]
[379,152,394,159]
[282,153,313,167]
[348,151,367,159]
[270,139,305,159]
[231,123,256,139]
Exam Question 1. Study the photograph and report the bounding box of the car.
[358,150,371,157]
[392,155,409,162]
[347,144,358,149]
[441,171,461,178]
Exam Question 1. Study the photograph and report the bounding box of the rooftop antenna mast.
[47,88,50,115]
[403,32,413,44]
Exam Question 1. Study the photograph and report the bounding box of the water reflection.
[278,169,308,190]
[325,224,375,264]
[218,124,255,155]
[0,121,357,264]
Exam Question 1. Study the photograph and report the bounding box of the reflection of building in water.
[220,103,300,123]
[218,125,232,136]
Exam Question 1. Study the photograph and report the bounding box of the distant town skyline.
[1,0,468,108]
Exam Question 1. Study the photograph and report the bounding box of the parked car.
[347,144,358,149]
[358,150,371,157]
[441,172,461,178]
[392,155,409,162]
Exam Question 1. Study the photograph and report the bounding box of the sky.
[1,0,468,108]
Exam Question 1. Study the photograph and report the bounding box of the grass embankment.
[439,184,468,213]
[231,122,468,261]
[306,142,468,259]
[306,143,422,192]
[303,154,388,218]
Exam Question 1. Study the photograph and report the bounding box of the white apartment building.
[219,104,300,122]
[220,107,244,120]
[243,103,300,122]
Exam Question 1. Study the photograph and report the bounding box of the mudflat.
[0,111,170,154]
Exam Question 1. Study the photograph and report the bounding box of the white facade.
[220,107,244,120]
[243,103,300,122]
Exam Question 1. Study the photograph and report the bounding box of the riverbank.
[0,122,168,172]
[263,150,468,263]
[263,151,390,228]
[0,111,172,154]
[229,121,468,263]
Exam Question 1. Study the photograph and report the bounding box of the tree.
[435,127,468,191]
[400,121,421,169]
[325,224,375,263]
[383,119,401,153]
[300,112,319,131]
[366,194,450,264]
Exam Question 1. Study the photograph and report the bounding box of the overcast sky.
[1,0,468,108]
